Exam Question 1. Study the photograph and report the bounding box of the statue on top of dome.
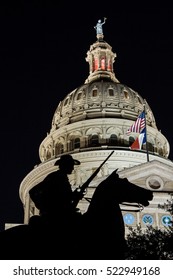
[94,18,107,38]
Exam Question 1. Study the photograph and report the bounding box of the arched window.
[76,92,82,100]
[158,147,163,156]
[89,134,99,146]
[101,56,106,70]
[55,143,64,155]
[46,150,51,159]
[59,144,64,154]
[107,58,112,71]
[109,134,118,146]
[137,96,143,104]
[94,58,99,71]
[147,142,154,153]
[64,98,69,106]
[74,138,80,149]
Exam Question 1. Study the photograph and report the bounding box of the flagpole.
[143,102,149,162]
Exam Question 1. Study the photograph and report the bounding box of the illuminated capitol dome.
[19,20,173,232]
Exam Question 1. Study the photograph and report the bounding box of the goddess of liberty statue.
[94,17,107,36]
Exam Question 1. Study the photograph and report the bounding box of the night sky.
[0,2,173,231]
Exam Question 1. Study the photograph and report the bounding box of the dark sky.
[0,2,173,231]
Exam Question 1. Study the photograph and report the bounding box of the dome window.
[137,96,143,104]
[147,142,154,153]
[76,92,83,100]
[109,134,118,145]
[74,138,80,149]
[55,143,64,155]
[101,56,106,70]
[94,58,99,71]
[124,90,129,99]
[129,136,135,145]
[46,149,51,159]
[64,98,69,106]
[92,89,98,97]
[89,134,99,146]
[107,58,112,71]
[59,144,64,154]
[108,88,114,96]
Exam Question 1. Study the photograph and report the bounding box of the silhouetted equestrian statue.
[0,153,153,260]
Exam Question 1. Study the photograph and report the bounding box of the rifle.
[72,150,114,207]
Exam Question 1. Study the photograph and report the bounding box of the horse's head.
[100,169,153,207]
[87,169,153,217]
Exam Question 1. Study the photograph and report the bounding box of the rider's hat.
[54,154,80,166]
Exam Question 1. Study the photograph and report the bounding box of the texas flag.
[130,128,146,150]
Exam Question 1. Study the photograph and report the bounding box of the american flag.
[127,111,146,134]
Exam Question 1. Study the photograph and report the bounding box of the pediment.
[118,160,173,192]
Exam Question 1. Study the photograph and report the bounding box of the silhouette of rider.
[29,154,81,224]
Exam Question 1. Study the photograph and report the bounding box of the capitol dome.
[39,35,169,162]
[51,80,157,131]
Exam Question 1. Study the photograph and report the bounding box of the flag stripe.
[127,111,145,134]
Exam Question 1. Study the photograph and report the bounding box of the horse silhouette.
[0,170,153,260]
[82,170,153,259]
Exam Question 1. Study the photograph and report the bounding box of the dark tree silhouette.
[126,196,173,260]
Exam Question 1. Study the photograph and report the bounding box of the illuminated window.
[94,58,99,70]
[107,58,112,71]
[101,57,105,70]
[123,213,135,225]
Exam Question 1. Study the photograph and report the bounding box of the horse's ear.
[111,169,118,173]
[111,169,119,178]
[114,169,119,175]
